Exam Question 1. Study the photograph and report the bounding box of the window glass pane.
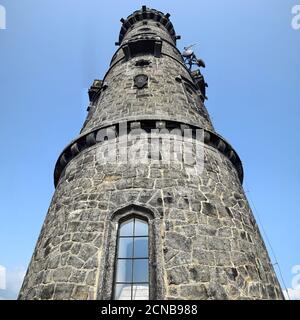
[133,259,148,282]
[114,216,150,300]
[116,259,132,283]
[119,219,134,236]
[134,219,148,236]
[134,237,148,258]
[114,284,132,300]
[118,237,133,258]
[132,284,149,300]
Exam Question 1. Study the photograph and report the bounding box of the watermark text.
[0,265,6,290]
[292,5,300,30]
[292,265,300,290]
[0,4,6,30]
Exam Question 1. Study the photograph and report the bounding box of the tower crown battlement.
[117,6,179,46]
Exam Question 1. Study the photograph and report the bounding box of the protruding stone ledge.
[54,120,244,187]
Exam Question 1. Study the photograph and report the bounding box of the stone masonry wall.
[19,137,283,299]
[81,54,213,135]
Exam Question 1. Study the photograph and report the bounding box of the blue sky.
[0,0,299,299]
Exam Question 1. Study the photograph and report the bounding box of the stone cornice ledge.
[54,120,243,187]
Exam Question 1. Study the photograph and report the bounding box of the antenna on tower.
[182,43,206,70]
[182,44,208,100]
[182,44,197,57]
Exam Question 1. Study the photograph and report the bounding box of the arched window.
[98,204,163,300]
[113,216,149,300]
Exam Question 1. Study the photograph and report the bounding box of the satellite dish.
[182,44,196,57]
[182,49,193,57]
[196,59,206,68]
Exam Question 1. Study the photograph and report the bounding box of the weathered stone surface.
[189,266,210,283]
[40,284,55,300]
[72,285,90,300]
[202,202,217,217]
[207,282,228,300]
[52,267,72,282]
[67,256,84,269]
[167,266,189,285]
[53,284,75,300]
[180,284,208,299]
[193,249,215,266]
[165,232,191,251]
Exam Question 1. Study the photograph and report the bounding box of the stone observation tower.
[19,7,283,300]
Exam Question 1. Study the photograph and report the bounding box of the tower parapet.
[117,6,179,46]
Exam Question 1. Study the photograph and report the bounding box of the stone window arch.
[98,204,163,300]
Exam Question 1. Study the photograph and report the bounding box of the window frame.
[97,204,163,300]
[113,215,150,300]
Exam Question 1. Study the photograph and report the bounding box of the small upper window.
[113,217,149,300]
[122,38,162,60]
